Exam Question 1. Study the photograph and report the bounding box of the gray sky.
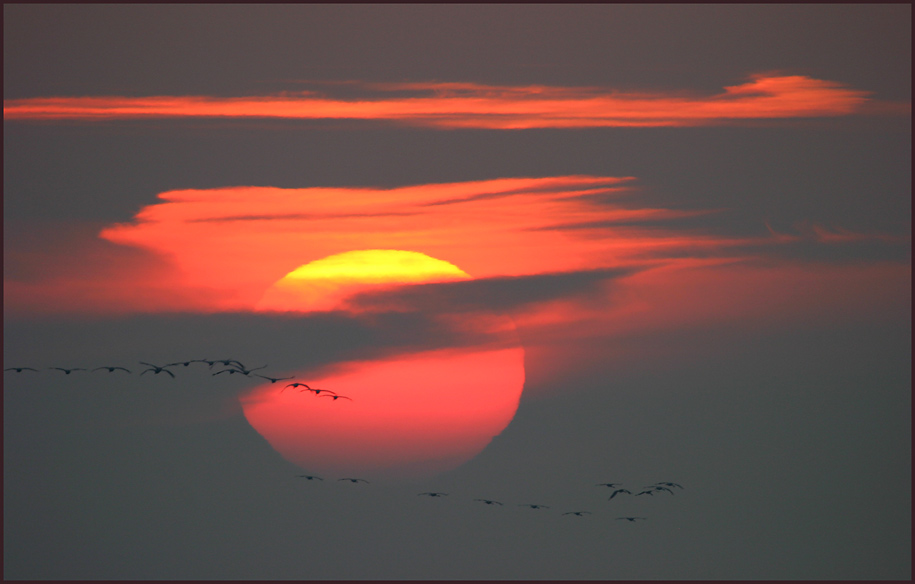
[4,4,911,579]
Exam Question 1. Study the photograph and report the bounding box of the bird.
[283,382,314,392]
[93,366,131,373]
[49,367,87,374]
[596,483,622,488]
[616,517,647,522]
[5,367,38,373]
[225,364,267,376]
[212,368,246,376]
[296,475,323,481]
[474,499,503,506]
[563,511,592,517]
[645,486,675,495]
[519,504,549,509]
[254,374,294,384]
[418,492,448,497]
[338,478,369,484]
[307,388,337,396]
[653,482,684,489]
[167,360,195,367]
[319,394,352,401]
[139,363,176,378]
[609,489,632,499]
[635,490,655,497]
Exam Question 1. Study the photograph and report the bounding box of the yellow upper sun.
[255,249,471,312]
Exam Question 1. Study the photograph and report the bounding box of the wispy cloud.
[4,75,894,128]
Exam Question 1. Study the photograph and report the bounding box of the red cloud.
[3,75,886,128]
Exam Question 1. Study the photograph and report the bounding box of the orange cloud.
[3,75,884,128]
[89,176,763,312]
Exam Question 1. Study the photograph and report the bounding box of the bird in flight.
[418,492,448,497]
[283,382,316,392]
[254,374,294,384]
[320,394,352,401]
[212,368,246,376]
[609,489,632,499]
[616,517,647,522]
[297,475,323,481]
[139,363,176,377]
[519,504,550,509]
[5,367,38,373]
[635,490,655,497]
[596,483,622,488]
[49,367,87,374]
[563,511,592,517]
[225,364,267,376]
[93,366,131,373]
[644,485,675,495]
[473,499,503,506]
[338,478,369,484]
[653,482,684,489]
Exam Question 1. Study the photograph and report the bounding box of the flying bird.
[212,368,246,376]
[418,492,448,497]
[224,364,267,376]
[5,367,38,373]
[319,394,352,401]
[635,490,655,496]
[519,504,550,509]
[49,367,87,374]
[653,482,684,489]
[139,363,176,378]
[338,478,369,484]
[296,475,323,481]
[596,483,622,488]
[609,489,632,499]
[563,511,592,517]
[616,517,648,522]
[283,382,315,392]
[254,374,294,383]
[93,366,131,373]
[473,499,503,506]
[645,486,675,495]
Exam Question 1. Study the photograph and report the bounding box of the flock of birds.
[294,475,684,522]
[5,359,353,401]
[8,359,683,522]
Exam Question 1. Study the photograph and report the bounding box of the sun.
[255,249,471,312]
[241,249,525,483]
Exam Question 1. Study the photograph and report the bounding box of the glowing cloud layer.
[3,75,884,128]
[95,175,736,311]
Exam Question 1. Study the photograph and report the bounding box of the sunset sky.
[4,4,910,579]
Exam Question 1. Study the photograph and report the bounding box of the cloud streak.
[4,75,892,128]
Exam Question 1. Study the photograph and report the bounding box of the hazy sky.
[4,4,911,579]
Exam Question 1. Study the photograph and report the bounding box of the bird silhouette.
[49,367,87,374]
[254,374,294,383]
[653,482,684,489]
[563,511,592,517]
[616,517,647,522]
[645,486,675,495]
[212,368,245,376]
[93,366,131,373]
[283,382,314,393]
[5,367,38,373]
[635,490,655,496]
[319,394,352,401]
[167,360,196,367]
[418,492,448,497]
[307,388,336,396]
[139,363,176,378]
[596,483,622,488]
[473,499,503,506]
[519,504,550,509]
[224,364,267,376]
[609,489,632,499]
[338,478,369,484]
[296,475,323,481]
